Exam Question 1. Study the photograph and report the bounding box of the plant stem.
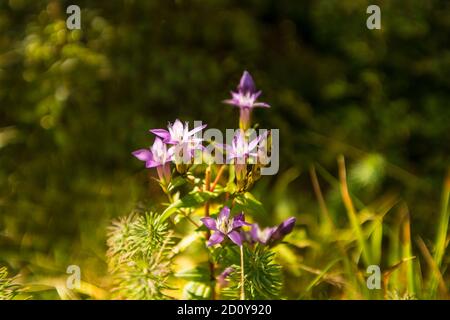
[204,165,211,236]
[183,210,200,228]
[164,188,199,228]
[210,165,226,192]
[338,155,371,266]
[430,168,450,296]
[240,245,245,300]
[165,190,174,203]
[204,164,216,300]
[309,164,334,232]
[434,168,450,267]
[204,165,211,222]
[399,205,415,295]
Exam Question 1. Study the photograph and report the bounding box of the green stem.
[204,164,216,300]
[430,169,450,296]
[210,165,226,192]
[240,245,245,300]
[165,187,199,228]
[338,155,371,266]
[165,190,174,203]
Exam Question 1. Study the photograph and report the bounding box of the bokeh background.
[0,0,449,299]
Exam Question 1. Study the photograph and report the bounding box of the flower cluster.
[132,71,273,192]
[201,206,296,247]
[132,119,206,182]
[129,70,296,300]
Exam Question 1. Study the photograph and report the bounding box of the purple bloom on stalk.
[250,217,296,245]
[224,131,261,164]
[150,119,206,164]
[223,71,270,130]
[222,131,266,185]
[150,119,206,145]
[132,137,172,183]
[201,206,248,246]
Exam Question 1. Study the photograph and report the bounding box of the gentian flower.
[132,137,172,183]
[150,119,206,167]
[222,131,266,190]
[217,267,234,288]
[250,217,296,245]
[225,131,260,164]
[150,119,206,145]
[201,206,248,246]
[223,71,270,130]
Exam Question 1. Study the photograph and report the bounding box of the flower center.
[152,145,168,164]
[217,217,234,234]
[169,127,184,143]
[238,92,255,108]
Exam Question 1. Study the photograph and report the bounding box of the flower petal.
[227,230,243,246]
[279,217,296,234]
[218,206,230,220]
[262,227,277,244]
[271,217,296,243]
[132,149,152,161]
[223,99,240,107]
[253,102,271,108]
[145,159,159,168]
[152,137,165,149]
[238,71,256,93]
[207,232,225,246]
[248,138,260,152]
[172,119,184,133]
[188,124,207,136]
[201,217,217,231]
[232,213,248,228]
[150,129,171,142]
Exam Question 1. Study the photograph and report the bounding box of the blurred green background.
[0,0,449,299]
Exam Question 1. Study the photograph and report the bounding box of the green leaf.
[182,281,211,300]
[167,176,187,192]
[175,267,210,282]
[161,191,217,222]
[233,192,266,216]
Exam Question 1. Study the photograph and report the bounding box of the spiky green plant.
[106,212,174,299]
[0,267,21,300]
[215,245,283,300]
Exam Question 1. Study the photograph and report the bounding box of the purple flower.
[250,217,296,245]
[222,131,266,185]
[132,137,172,183]
[201,206,248,246]
[225,131,261,164]
[150,119,206,145]
[217,267,234,288]
[223,71,270,130]
[150,119,206,164]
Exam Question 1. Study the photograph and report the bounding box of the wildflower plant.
[107,71,295,300]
